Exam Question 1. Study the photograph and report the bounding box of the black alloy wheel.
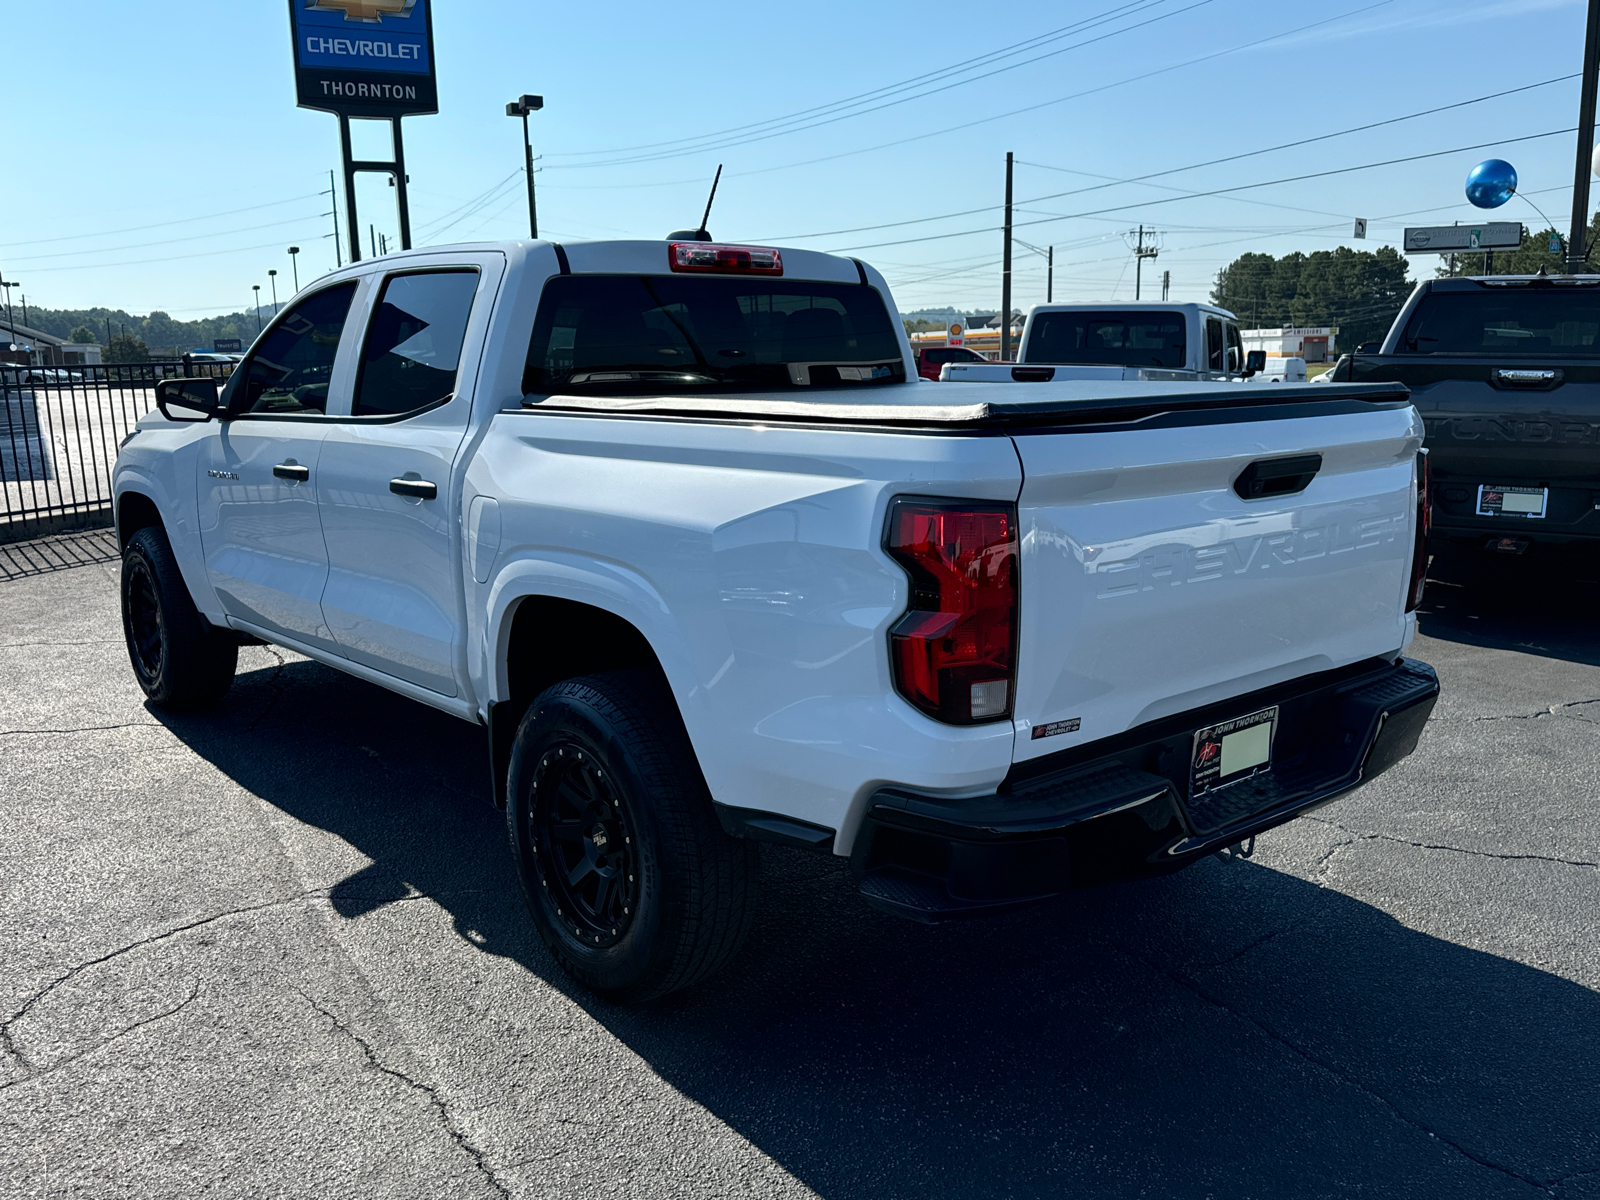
[505,670,758,1002]
[119,524,237,709]
[124,555,165,687]
[530,743,638,947]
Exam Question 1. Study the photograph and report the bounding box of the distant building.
[0,318,101,366]
[1241,326,1337,364]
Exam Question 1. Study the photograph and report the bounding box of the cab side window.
[1206,318,1226,372]
[354,270,479,418]
[235,283,357,415]
[1225,323,1244,373]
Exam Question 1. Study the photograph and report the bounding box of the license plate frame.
[1477,484,1548,519]
[1191,706,1278,797]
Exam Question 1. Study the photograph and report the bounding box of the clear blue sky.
[0,0,1588,320]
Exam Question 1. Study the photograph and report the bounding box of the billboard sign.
[213,338,243,353]
[288,0,437,118]
[1403,223,1522,254]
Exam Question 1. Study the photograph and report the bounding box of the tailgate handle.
[1234,454,1323,501]
[1011,366,1055,382]
[1491,367,1562,389]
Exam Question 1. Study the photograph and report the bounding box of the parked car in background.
[938,302,1263,383]
[1329,274,1600,558]
[115,238,1438,1001]
[914,343,989,381]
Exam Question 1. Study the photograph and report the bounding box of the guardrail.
[0,358,234,544]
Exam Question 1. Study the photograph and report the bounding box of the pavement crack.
[298,992,510,1199]
[1084,930,1557,1194]
[0,983,201,1089]
[1199,917,1311,969]
[1305,816,1600,870]
[0,722,164,737]
[247,647,290,732]
[0,889,329,1063]
[0,638,122,648]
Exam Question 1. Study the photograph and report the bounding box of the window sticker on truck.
[1191,707,1277,796]
[1476,485,1547,519]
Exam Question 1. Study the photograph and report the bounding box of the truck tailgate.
[1010,403,1423,763]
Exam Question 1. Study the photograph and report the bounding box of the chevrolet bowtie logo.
[306,0,416,23]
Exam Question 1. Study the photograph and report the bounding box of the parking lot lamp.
[0,278,14,340]
[253,285,262,336]
[506,94,544,239]
[268,269,278,313]
[288,246,300,292]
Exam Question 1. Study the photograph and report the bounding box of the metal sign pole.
[339,114,363,264]
[392,116,412,250]
[1569,0,1600,272]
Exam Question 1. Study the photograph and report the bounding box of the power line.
[827,127,1579,253]
[762,73,1577,245]
[545,0,1195,162]
[0,193,324,250]
[4,212,328,264]
[694,0,1396,184]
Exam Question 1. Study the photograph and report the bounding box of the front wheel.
[506,670,758,1002]
[121,525,237,709]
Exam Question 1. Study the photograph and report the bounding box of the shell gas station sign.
[947,322,964,347]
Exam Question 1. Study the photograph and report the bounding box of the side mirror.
[155,377,220,422]
[1357,341,1381,355]
[1244,350,1267,376]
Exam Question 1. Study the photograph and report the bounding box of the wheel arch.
[116,489,164,550]
[486,589,693,809]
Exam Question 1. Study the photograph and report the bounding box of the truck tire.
[506,670,758,1002]
[120,525,238,709]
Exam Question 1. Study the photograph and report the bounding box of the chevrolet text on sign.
[289,0,437,117]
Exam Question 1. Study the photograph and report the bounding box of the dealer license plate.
[1191,706,1278,797]
[1477,484,1547,519]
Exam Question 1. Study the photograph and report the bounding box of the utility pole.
[371,224,378,259]
[1133,226,1160,300]
[1001,151,1014,361]
[1047,245,1053,304]
[20,295,27,329]
[1162,270,1171,301]
[328,170,343,269]
[1570,0,1600,272]
[253,286,262,336]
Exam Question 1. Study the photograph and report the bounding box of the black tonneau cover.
[520,379,1412,429]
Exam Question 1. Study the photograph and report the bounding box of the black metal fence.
[0,358,234,544]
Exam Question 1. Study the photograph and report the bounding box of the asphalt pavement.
[1,538,1597,1199]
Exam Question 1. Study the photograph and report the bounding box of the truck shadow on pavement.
[153,654,1600,1199]
[1419,545,1600,669]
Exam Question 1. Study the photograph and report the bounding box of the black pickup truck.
[1330,274,1600,557]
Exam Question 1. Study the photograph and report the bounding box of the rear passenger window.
[1206,318,1225,371]
[354,270,479,417]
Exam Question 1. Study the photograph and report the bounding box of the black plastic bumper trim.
[852,657,1439,922]
[715,802,835,850]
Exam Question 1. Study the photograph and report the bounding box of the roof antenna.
[667,164,721,241]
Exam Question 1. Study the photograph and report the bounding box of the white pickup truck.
[939,301,1264,384]
[114,239,1437,1000]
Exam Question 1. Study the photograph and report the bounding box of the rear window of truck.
[1397,289,1600,356]
[523,275,905,394]
[1023,311,1187,369]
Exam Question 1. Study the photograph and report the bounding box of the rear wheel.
[506,670,758,1002]
[121,525,237,709]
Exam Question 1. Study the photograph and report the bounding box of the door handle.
[390,477,438,500]
[273,462,310,481]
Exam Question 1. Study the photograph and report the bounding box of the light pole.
[506,94,544,239]
[0,278,14,339]
[288,246,300,292]
[268,269,278,313]
[253,285,262,335]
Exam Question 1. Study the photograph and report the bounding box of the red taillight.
[1406,449,1431,613]
[668,242,783,275]
[886,499,1018,724]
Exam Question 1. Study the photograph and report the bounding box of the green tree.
[67,325,96,345]
[1212,246,1413,351]
[106,333,149,363]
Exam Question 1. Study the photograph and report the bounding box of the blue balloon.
[1466,159,1517,209]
